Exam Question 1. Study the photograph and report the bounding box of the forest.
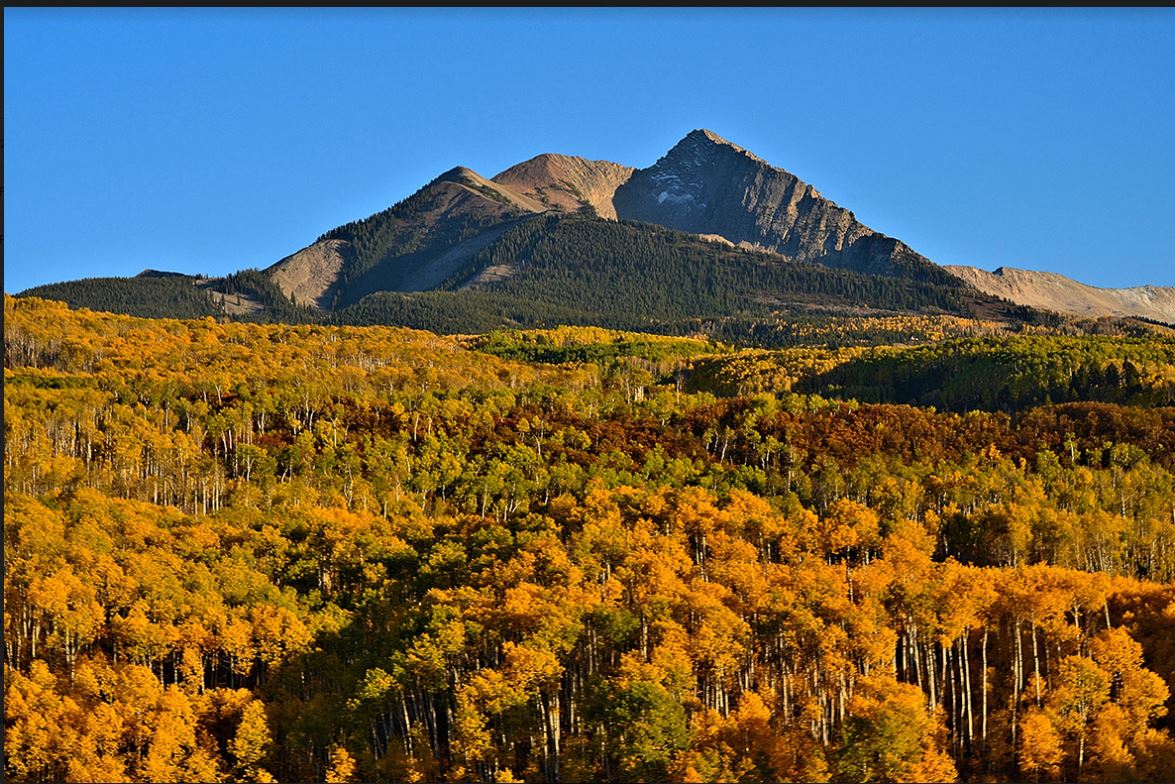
[340,214,1027,336]
[19,213,1054,344]
[5,294,1175,783]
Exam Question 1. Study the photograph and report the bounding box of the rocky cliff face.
[613,129,943,280]
[946,265,1175,323]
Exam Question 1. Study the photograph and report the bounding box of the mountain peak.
[686,128,731,145]
[435,165,481,184]
[612,129,945,278]
[674,128,760,161]
[492,153,635,220]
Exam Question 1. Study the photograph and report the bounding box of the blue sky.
[5,7,1174,292]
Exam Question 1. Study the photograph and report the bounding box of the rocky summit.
[612,129,947,281]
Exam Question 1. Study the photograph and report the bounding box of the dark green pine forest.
[18,214,1050,345]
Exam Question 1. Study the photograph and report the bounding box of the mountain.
[336,212,1010,342]
[492,154,635,219]
[269,166,549,309]
[265,155,637,312]
[946,265,1175,324]
[612,130,954,283]
[29,128,1157,339]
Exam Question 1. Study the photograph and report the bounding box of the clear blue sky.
[5,7,1174,292]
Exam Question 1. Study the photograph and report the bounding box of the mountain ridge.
[492,154,635,219]
[17,128,1173,330]
[946,265,1175,324]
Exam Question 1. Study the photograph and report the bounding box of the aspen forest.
[5,294,1175,783]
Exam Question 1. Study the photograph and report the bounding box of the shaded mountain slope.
[287,166,548,308]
